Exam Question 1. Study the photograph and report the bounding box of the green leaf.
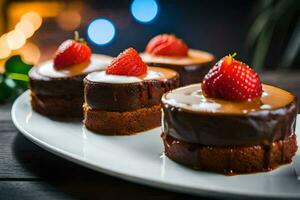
[279,15,300,69]
[7,73,29,89]
[4,55,32,89]
[252,21,276,71]
[246,7,273,49]
[247,0,300,70]
[6,73,29,82]
[0,74,16,103]
[5,55,33,75]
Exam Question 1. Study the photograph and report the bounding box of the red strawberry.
[202,55,262,101]
[106,48,147,76]
[146,34,188,57]
[54,31,91,70]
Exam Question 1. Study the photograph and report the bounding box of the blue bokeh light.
[131,0,159,23]
[87,18,116,46]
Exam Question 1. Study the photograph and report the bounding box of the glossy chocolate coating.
[145,62,213,86]
[29,67,85,97]
[141,49,214,86]
[84,67,179,112]
[29,55,112,97]
[162,84,298,146]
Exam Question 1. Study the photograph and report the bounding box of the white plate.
[12,91,300,199]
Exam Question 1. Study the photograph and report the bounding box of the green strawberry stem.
[225,52,237,65]
[74,31,86,44]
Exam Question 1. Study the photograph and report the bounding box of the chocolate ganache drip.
[162,84,297,147]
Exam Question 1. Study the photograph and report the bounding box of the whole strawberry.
[54,31,91,70]
[202,54,262,101]
[146,34,188,57]
[106,48,147,76]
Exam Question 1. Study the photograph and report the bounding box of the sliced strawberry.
[146,34,188,57]
[202,55,262,101]
[54,31,91,70]
[106,48,147,76]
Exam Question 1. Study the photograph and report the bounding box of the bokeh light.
[21,12,42,31]
[131,0,159,23]
[0,35,11,59]
[6,30,26,50]
[18,42,41,64]
[15,20,35,38]
[87,18,116,46]
[57,10,81,31]
[0,11,43,60]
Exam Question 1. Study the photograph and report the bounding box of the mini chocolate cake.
[84,66,179,135]
[29,54,112,117]
[161,84,298,174]
[141,50,214,86]
[140,34,214,86]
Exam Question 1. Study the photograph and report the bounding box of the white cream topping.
[86,70,164,84]
[37,54,112,78]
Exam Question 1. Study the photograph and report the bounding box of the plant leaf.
[252,21,276,71]
[279,19,300,69]
[0,74,16,103]
[4,55,32,89]
[5,55,33,75]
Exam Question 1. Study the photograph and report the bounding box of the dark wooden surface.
[0,71,300,200]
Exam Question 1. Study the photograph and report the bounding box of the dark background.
[0,1,299,199]
[1,0,298,70]
[88,0,255,60]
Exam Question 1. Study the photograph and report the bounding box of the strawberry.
[202,54,262,101]
[146,34,188,57]
[106,48,147,76]
[54,31,91,70]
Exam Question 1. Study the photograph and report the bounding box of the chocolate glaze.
[29,66,85,97]
[29,55,112,97]
[84,67,179,111]
[141,49,214,86]
[145,63,213,86]
[162,84,298,146]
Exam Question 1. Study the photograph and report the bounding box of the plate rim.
[11,90,300,199]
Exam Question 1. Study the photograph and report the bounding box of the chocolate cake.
[161,84,298,174]
[140,34,214,86]
[141,50,214,86]
[29,54,112,117]
[84,67,179,135]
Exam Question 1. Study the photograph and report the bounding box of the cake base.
[84,104,161,135]
[162,134,298,174]
[31,92,83,118]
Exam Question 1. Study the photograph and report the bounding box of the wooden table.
[1,71,299,200]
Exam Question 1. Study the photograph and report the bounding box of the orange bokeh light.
[6,30,26,50]
[15,20,35,38]
[0,35,12,59]
[57,9,81,31]
[18,42,41,64]
[21,11,42,31]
